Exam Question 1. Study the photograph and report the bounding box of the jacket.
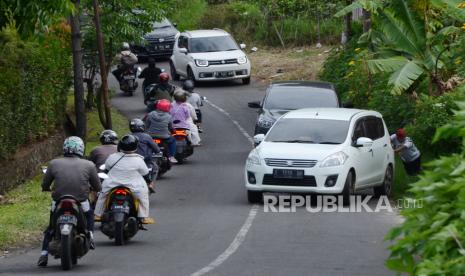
[42,156,101,202]
[132,132,161,160]
[146,110,174,139]
[102,152,148,193]
[89,144,118,168]
[170,102,191,129]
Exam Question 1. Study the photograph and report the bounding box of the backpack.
[121,51,137,66]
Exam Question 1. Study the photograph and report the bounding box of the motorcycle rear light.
[115,189,127,196]
[64,211,71,215]
[154,139,162,144]
[60,200,75,210]
[174,130,187,136]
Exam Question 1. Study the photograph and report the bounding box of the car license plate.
[273,169,304,179]
[165,45,171,49]
[216,71,234,78]
[57,215,77,225]
[123,75,135,80]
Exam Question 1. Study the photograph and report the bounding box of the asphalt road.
[0,61,400,276]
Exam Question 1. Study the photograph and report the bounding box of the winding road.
[0,61,400,276]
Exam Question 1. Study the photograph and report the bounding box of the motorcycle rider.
[94,134,155,224]
[144,72,176,111]
[38,137,101,267]
[129,118,161,193]
[89,130,118,169]
[183,80,203,133]
[145,99,178,164]
[139,58,162,94]
[171,91,192,130]
[112,42,138,83]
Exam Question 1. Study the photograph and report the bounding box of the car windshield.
[264,87,338,110]
[153,19,172,29]
[189,36,238,53]
[265,118,349,144]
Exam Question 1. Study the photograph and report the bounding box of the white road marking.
[189,100,258,276]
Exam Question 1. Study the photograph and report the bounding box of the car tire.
[341,171,354,206]
[187,67,196,82]
[247,190,263,204]
[170,61,180,81]
[374,165,393,198]
[242,76,251,85]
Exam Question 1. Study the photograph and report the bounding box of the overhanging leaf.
[366,56,408,74]
[388,60,423,94]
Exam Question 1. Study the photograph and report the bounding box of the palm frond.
[366,56,409,73]
[388,61,424,94]
[390,0,425,46]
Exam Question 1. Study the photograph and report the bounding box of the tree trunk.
[70,0,86,140]
[92,0,112,129]
[343,0,353,44]
[362,9,371,33]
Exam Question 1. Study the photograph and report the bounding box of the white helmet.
[122,42,130,50]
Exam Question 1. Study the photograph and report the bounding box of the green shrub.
[385,100,465,274]
[0,26,72,159]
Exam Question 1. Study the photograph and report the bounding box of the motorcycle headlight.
[237,56,247,64]
[246,150,261,166]
[258,116,275,129]
[195,59,209,67]
[320,151,348,168]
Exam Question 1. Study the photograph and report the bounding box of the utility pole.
[92,0,112,129]
[70,0,86,139]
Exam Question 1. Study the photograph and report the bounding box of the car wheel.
[187,67,196,82]
[374,165,393,197]
[242,76,251,85]
[341,171,354,206]
[247,190,263,204]
[170,61,180,81]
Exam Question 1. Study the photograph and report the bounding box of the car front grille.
[145,35,176,44]
[208,59,238,65]
[264,158,317,168]
[262,174,317,187]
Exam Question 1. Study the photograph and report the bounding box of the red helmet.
[159,72,170,83]
[156,99,171,112]
[396,128,406,140]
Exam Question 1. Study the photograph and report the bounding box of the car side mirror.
[240,43,246,49]
[179,48,188,54]
[354,137,373,148]
[342,101,354,108]
[248,101,261,108]
[254,134,265,146]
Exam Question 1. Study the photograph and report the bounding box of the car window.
[265,118,350,144]
[363,117,384,140]
[352,118,366,141]
[178,36,186,48]
[153,19,172,29]
[264,87,338,110]
[189,36,238,53]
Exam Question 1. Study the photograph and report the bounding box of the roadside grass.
[0,99,129,252]
[248,45,332,84]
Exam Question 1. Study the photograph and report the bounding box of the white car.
[169,29,251,84]
[245,108,395,204]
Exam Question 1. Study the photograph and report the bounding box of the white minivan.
[170,29,251,84]
[245,108,395,203]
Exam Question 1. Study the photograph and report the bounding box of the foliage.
[0,26,72,159]
[168,0,208,31]
[0,0,74,36]
[385,99,465,274]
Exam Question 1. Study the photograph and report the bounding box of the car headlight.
[237,56,247,64]
[246,150,261,166]
[320,151,348,168]
[195,59,208,67]
[258,116,275,129]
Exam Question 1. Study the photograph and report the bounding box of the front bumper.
[192,63,251,81]
[245,163,350,194]
[132,44,174,58]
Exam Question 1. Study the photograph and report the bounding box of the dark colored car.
[131,19,179,59]
[248,81,340,134]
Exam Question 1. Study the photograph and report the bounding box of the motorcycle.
[173,128,194,164]
[152,138,172,177]
[99,185,141,245]
[120,65,142,96]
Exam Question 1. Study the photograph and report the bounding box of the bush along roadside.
[0,107,129,253]
[385,101,465,275]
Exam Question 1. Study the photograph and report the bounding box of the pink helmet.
[156,99,171,112]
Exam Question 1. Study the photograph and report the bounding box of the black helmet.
[182,80,195,92]
[100,130,118,145]
[130,118,145,133]
[173,91,187,102]
[118,134,139,152]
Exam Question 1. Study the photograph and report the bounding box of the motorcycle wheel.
[60,232,73,270]
[115,221,125,246]
[175,154,184,164]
